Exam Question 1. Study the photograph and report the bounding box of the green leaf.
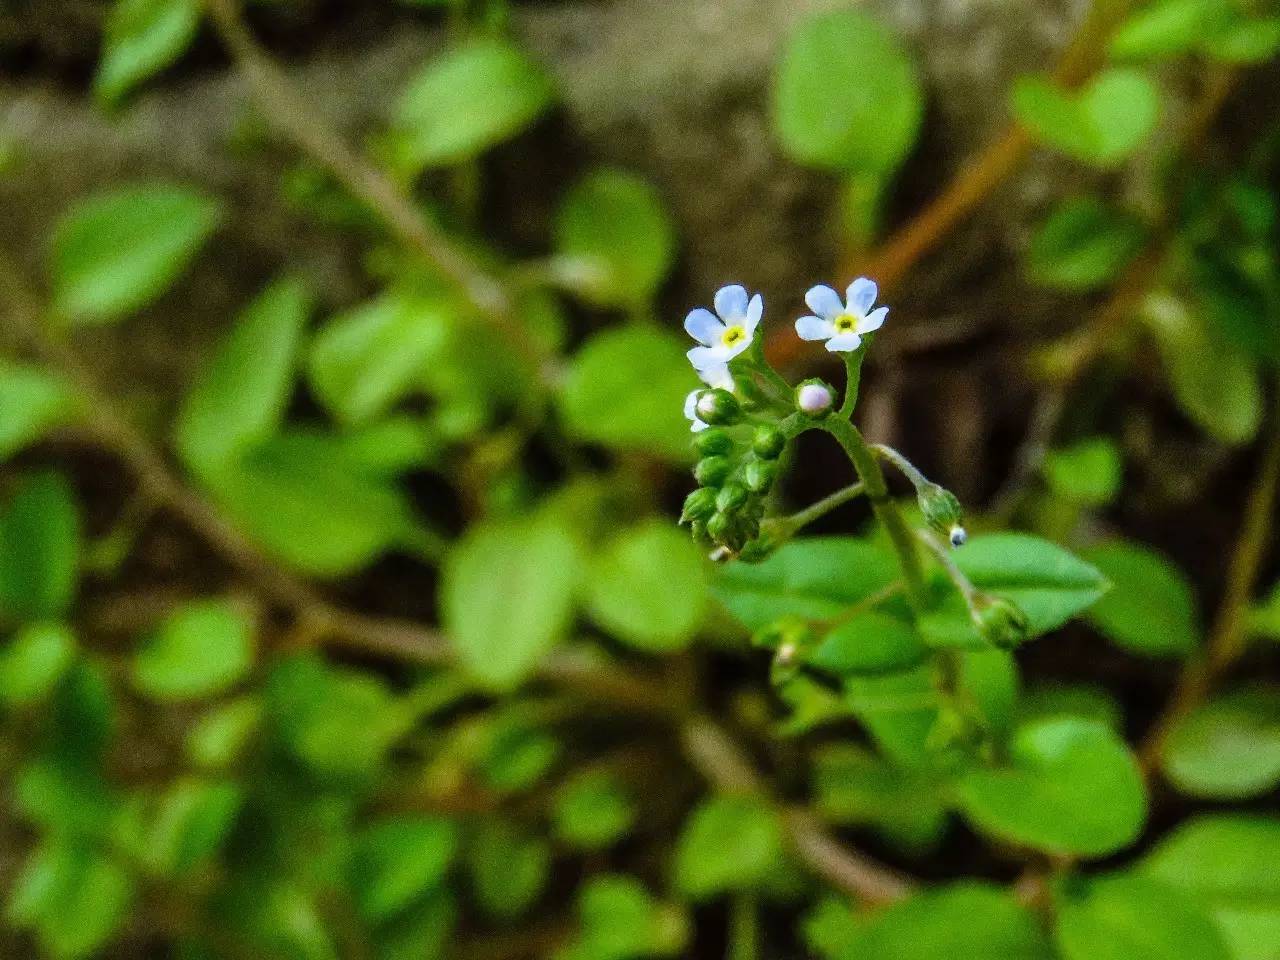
[467,820,550,919]
[185,696,261,769]
[553,169,676,307]
[957,717,1147,856]
[1043,436,1122,505]
[1203,16,1280,63]
[95,0,200,106]
[6,840,134,959]
[813,744,947,851]
[0,622,76,706]
[0,472,80,623]
[122,777,243,876]
[673,795,783,900]
[373,890,456,960]
[773,10,923,175]
[811,611,928,675]
[1028,200,1145,292]
[838,883,1052,960]
[1250,580,1280,642]
[351,817,457,923]
[1017,683,1123,731]
[1083,541,1199,657]
[307,292,452,425]
[442,516,579,690]
[176,278,311,477]
[1055,872,1232,960]
[1109,0,1230,60]
[1142,815,1280,960]
[1012,68,1160,168]
[1160,687,1280,799]
[50,184,221,325]
[479,714,561,794]
[714,536,899,630]
[952,533,1110,636]
[559,326,700,461]
[552,771,637,851]
[0,363,76,460]
[132,599,255,701]
[390,38,554,172]
[585,520,707,652]
[564,875,688,960]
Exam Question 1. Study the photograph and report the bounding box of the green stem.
[873,443,929,491]
[840,350,867,418]
[727,895,759,960]
[916,529,977,605]
[819,418,927,609]
[783,481,867,534]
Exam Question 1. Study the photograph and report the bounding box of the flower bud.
[694,389,742,426]
[705,510,734,543]
[695,428,734,457]
[716,481,749,514]
[681,487,717,524]
[970,593,1030,650]
[918,482,965,544]
[795,380,834,417]
[694,455,733,487]
[743,459,776,493]
[752,425,786,460]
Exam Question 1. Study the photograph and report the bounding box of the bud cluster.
[681,423,787,555]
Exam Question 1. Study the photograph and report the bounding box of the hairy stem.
[780,481,867,535]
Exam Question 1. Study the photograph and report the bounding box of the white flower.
[684,285,763,371]
[795,277,888,352]
[684,362,734,432]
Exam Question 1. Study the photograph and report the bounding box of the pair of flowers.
[683,280,888,431]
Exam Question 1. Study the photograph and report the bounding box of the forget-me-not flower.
[684,285,763,371]
[795,277,888,352]
[684,362,734,432]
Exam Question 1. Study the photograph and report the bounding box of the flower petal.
[687,345,727,370]
[742,293,764,335]
[714,285,750,322]
[722,335,752,363]
[795,314,835,341]
[684,389,701,420]
[684,308,723,346]
[699,361,734,390]
[847,277,878,315]
[825,332,863,353]
[858,305,888,334]
[805,285,844,320]
[690,418,709,432]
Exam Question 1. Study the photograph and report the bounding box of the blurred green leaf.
[0,363,76,461]
[1250,580,1280,642]
[553,771,637,851]
[1109,0,1230,60]
[1028,200,1144,291]
[0,622,75,706]
[1203,16,1280,63]
[119,777,243,876]
[479,714,561,793]
[390,38,554,172]
[958,717,1147,856]
[803,896,865,959]
[552,169,676,308]
[1161,686,1280,799]
[351,817,457,923]
[1012,68,1160,168]
[0,472,80,623]
[1016,683,1123,731]
[773,10,923,175]
[467,820,550,919]
[442,516,579,690]
[559,875,687,960]
[585,520,707,652]
[838,883,1051,960]
[95,0,200,107]
[176,278,311,477]
[1055,872,1231,960]
[1043,437,1123,505]
[811,611,928,675]
[715,536,898,630]
[307,292,451,425]
[185,695,262,769]
[373,890,457,960]
[1142,815,1280,960]
[674,795,783,900]
[1083,541,1199,657]
[50,184,221,325]
[132,599,255,701]
[560,326,699,461]
[813,744,948,851]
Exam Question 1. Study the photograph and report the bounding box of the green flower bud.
[752,425,786,460]
[743,458,776,493]
[705,510,734,543]
[681,487,717,524]
[689,519,707,541]
[694,455,733,487]
[970,594,1030,650]
[919,482,966,545]
[716,481,749,514]
[695,428,734,457]
[694,389,742,426]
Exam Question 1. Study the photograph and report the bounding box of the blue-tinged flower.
[684,362,734,432]
[795,277,887,352]
[684,285,763,371]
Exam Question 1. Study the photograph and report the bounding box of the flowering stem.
[839,349,867,419]
[817,417,927,609]
[872,443,929,491]
[917,529,977,605]
[783,481,867,534]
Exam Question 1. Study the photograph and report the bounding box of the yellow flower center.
[720,325,746,347]
[834,313,858,334]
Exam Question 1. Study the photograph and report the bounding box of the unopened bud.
[705,511,734,543]
[743,459,776,493]
[695,428,734,457]
[795,380,834,417]
[752,425,786,460]
[970,594,1030,650]
[694,389,741,426]
[694,455,733,487]
[681,487,717,524]
[716,481,749,514]
[918,483,965,542]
